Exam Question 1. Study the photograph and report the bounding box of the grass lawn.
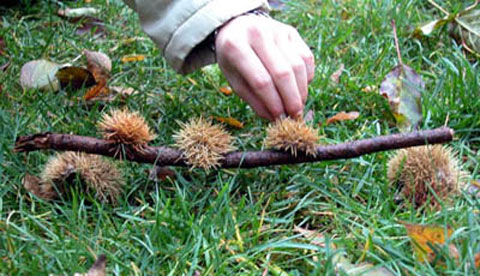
[1,0,480,275]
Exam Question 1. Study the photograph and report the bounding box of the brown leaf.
[326,111,360,125]
[475,252,480,268]
[83,50,111,100]
[219,86,233,95]
[121,55,145,63]
[74,255,107,276]
[304,109,314,122]
[293,226,325,247]
[404,223,453,262]
[75,17,106,37]
[330,63,345,84]
[0,36,5,56]
[84,81,109,100]
[1,60,11,72]
[149,166,176,181]
[56,66,96,89]
[213,116,244,129]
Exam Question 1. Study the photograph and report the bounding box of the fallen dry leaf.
[0,36,5,56]
[326,111,360,125]
[330,63,345,84]
[74,16,106,37]
[149,166,176,181]
[74,255,107,276]
[219,86,233,95]
[58,7,99,18]
[1,61,11,72]
[121,55,145,63]
[20,60,62,91]
[56,66,96,89]
[304,109,314,122]
[293,225,325,247]
[110,86,139,96]
[83,50,111,100]
[404,223,453,262]
[213,116,244,129]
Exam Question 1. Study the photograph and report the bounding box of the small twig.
[14,127,454,169]
[391,20,403,65]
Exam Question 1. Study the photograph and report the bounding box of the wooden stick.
[14,127,454,169]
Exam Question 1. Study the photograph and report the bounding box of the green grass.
[1,0,480,275]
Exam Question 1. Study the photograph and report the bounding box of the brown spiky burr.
[173,117,236,171]
[98,108,156,147]
[41,151,124,203]
[387,145,468,208]
[265,117,320,157]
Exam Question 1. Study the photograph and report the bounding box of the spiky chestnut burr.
[98,108,156,148]
[387,145,468,208]
[265,117,320,157]
[173,117,236,171]
[41,151,124,203]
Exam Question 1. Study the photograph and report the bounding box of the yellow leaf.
[121,55,146,63]
[404,223,453,262]
[213,116,244,129]
[326,111,360,125]
[219,86,233,95]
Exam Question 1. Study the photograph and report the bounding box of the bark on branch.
[14,127,454,169]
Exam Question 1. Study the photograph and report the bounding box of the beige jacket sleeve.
[123,0,269,74]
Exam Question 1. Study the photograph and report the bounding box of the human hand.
[215,14,315,121]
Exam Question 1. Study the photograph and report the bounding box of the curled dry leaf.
[379,64,424,131]
[56,66,96,89]
[58,7,99,18]
[0,36,5,56]
[149,166,176,181]
[121,55,145,63]
[219,86,233,95]
[83,50,111,100]
[326,111,360,125]
[330,63,345,84]
[404,223,454,263]
[1,61,11,72]
[74,254,107,276]
[213,116,244,129]
[20,60,62,91]
[452,9,480,56]
[293,226,325,247]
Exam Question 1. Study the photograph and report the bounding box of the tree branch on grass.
[14,127,454,169]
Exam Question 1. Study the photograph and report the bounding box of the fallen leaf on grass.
[213,116,244,129]
[219,86,233,95]
[304,109,314,122]
[333,254,394,276]
[379,64,423,131]
[20,60,62,91]
[74,255,106,276]
[293,226,325,247]
[452,9,480,56]
[0,36,5,56]
[413,16,451,37]
[56,66,96,89]
[83,50,111,100]
[330,63,345,84]
[326,111,360,125]
[404,223,454,262]
[1,61,11,72]
[110,86,139,96]
[121,55,145,63]
[58,7,99,18]
[149,166,176,181]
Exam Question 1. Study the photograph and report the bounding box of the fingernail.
[295,110,303,119]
